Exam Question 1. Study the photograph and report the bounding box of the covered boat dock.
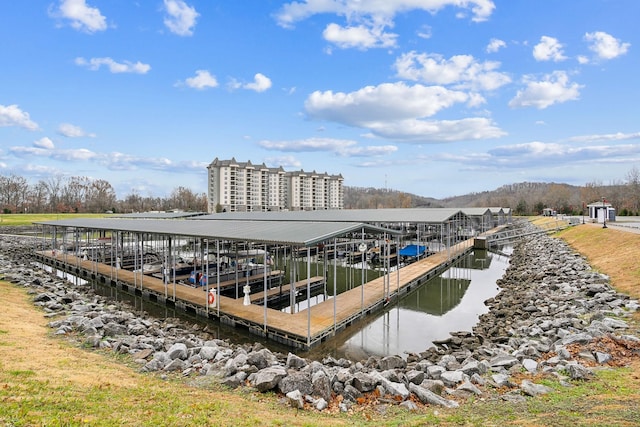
[33,208,499,349]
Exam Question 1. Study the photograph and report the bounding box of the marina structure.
[34,208,510,349]
[206,157,344,213]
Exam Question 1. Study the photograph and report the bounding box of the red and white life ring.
[207,290,215,305]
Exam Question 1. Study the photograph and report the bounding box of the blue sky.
[1,1,638,199]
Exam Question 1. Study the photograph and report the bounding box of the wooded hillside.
[345,174,640,216]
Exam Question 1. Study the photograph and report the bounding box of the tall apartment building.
[207,158,344,213]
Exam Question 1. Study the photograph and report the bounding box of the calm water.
[302,249,510,360]
[43,248,510,360]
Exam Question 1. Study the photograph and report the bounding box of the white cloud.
[438,140,640,170]
[568,131,640,143]
[417,25,432,40]
[10,145,97,161]
[8,143,205,173]
[305,82,470,125]
[163,0,199,36]
[51,0,107,33]
[275,0,494,50]
[366,117,506,142]
[34,137,55,149]
[486,38,506,53]
[488,141,640,167]
[75,57,151,74]
[533,36,567,62]
[264,155,302,169]
[584,31,630,60]
[508,71,582,109]
[394,52,511,91]
[226,78,242,91]
[304,82,505,142]
[322,23,397,49]
[58,123,96,138]
[275,0,496,28]
[183,70,218,90]
[259,138,344,152]
[258,137,397,157]
[0,104,39,131]
[243,73,272,92]
[577,55,590,64]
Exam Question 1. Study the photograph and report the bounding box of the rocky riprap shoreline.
[1,225,639,413]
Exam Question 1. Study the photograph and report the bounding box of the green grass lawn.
[0,213,108,227]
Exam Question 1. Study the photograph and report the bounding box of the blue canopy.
[399,244,426,257]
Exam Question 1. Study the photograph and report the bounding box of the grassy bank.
[1,220,639,425]
[0,213,108,227]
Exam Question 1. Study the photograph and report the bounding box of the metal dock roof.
[35,218,399,246]
[191,208,467,223]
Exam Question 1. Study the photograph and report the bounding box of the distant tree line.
[2,166,639,216]
[0,173,207,214]
[344,186,440,209]
[437,166,640,216]
[344,166,640,216]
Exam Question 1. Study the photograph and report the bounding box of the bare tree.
[121,191,143,213]
[44,175,64,212]
[61,176,92,212]
[28,180,49,213]
[0,174,29,213]
[86,179,117,212]
[625,166,640,215]
[167,186,207,211]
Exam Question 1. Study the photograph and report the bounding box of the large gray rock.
[561,332,594,345]
[426,365,446,380]
[378,355,406,370]
[286,352,308,369]
[490,355,519,369]
[456,380,483,396]
[405,369,425,385]
[342,384,362,402]
[103,322,127,337]
[198,346,218,362]
[311,370,332,401]
[566,363,592,380]
[440,370,465,387]
[409,383,459,408]
[167,343,188,360]
[251,366,287,392]
[491,373,514,388]
[522,358,538,373]
[285,390,305,409]
[351,371,377,392]
[315,398,328,411]
[371,371,409,400]
[602,317,628,329]
[419,379,445,395]
[164,358,186,372]
[221,371,247,389]
[520,380,553,397]
[278,371,313,395]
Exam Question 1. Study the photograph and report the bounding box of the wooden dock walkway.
[249,276,324,303]
[37,239,474,348]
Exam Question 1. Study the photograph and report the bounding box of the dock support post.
[307,247,311,347]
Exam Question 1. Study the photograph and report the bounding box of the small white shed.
[587,201,615,223]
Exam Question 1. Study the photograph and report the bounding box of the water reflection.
[38,247,510,361]
[304,248,510,360]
